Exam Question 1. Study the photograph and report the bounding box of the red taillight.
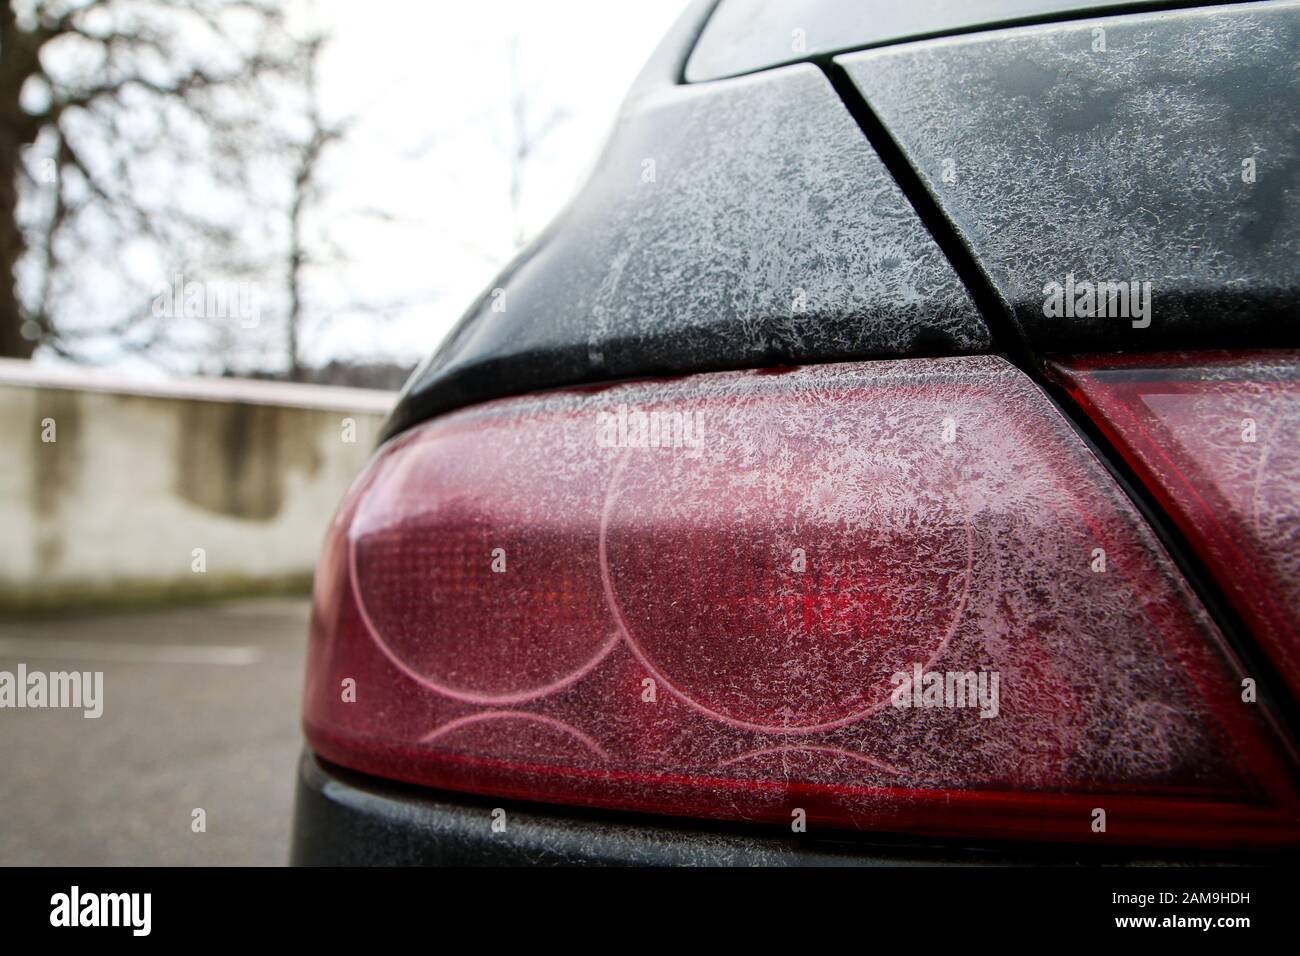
[304,356,1299,847]
[1051,352,1300,700]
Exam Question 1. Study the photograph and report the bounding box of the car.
[290,0,1300,865]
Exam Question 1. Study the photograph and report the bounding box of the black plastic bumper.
[290,750,1259,866]
[290,750,930,866]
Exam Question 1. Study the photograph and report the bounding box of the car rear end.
[291,0,1300,865]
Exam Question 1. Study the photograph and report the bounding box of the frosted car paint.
[840,1,1300,353]
[384,61,987,442]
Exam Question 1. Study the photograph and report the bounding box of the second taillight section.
[1051,352,1300,700]
[305,356,1299,847]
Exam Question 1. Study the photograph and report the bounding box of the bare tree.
[0,0,303,361]
[505,33,567,250]
[273,33,444,384]
[281,32,341,380]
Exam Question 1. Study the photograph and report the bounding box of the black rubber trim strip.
[821,61,1030,365]
[818,58,1300,750]
[676,0,725,85]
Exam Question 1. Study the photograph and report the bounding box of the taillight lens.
[304,356,1299,847]
[1051,352,1300,701]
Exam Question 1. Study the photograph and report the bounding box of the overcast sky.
[291,0,692,371]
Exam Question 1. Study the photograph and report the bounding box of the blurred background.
[0,0,690,864]
[3,0,691,380]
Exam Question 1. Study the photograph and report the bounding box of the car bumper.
[290,749,1253,866]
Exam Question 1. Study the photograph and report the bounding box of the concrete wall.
[0,359,393,611]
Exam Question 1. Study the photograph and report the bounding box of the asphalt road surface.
[0,598,309,865]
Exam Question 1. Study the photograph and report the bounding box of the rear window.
[686,0,1149,81]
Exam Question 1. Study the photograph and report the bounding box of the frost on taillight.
[1051,351,1300,700]
[304,356,1299,847]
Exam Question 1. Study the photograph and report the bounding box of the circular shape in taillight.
[350,415,619,705]
[599,387,973,733]
[422,711,610,764]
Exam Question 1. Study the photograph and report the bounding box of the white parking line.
[0,640,263,666]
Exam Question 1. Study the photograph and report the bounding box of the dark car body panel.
[388,2,1299,443]
[841,1,1300,353]
[383,63,985,441]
